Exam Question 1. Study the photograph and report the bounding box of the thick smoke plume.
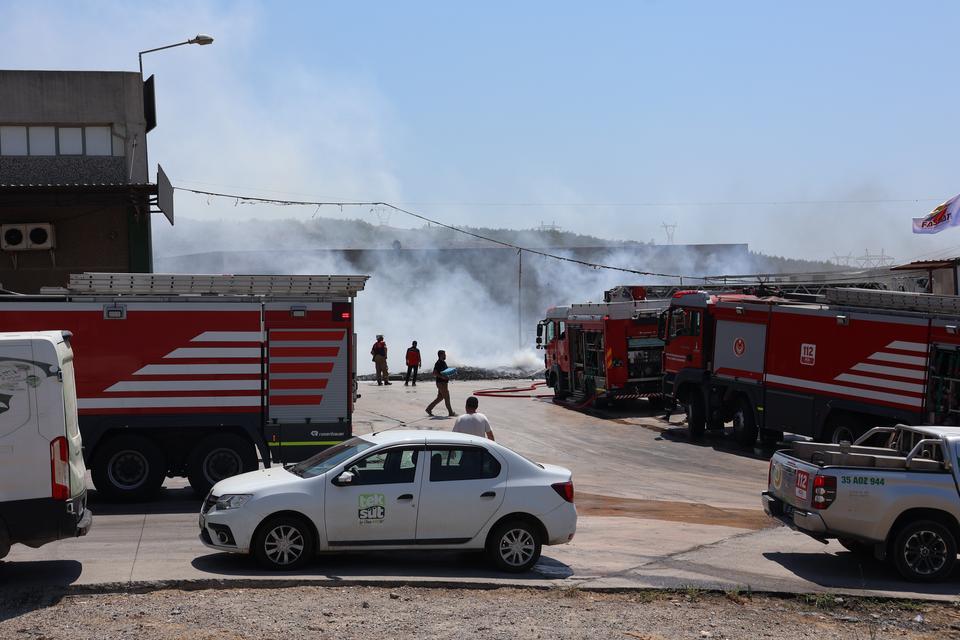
[153,216,834,374]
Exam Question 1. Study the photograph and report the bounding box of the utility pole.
[661,222,677,244]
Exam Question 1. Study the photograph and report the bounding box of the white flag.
[913,194,960,234]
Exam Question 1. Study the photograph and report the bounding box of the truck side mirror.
[536,337,542,345]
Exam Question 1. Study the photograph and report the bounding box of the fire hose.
[472,382,599,409]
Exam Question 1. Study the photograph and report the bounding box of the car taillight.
[552,481,574,503]
[812,474,836,510]
[50,436,70,501]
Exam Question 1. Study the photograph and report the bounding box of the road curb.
[2,577,955,605]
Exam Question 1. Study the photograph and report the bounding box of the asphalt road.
[3,379,958,600]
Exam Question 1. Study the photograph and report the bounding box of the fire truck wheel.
[684,393,706,438]
[187,434,258,496]
[828,423,860,444]
[731,397,759,446]
[91,434,166,501]
[759,428,783,445]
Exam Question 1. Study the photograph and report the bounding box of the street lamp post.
[135,34,214,182]
[138,34,214,77]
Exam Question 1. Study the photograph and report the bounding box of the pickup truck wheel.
[892,520,956,582]
[685,394,706,438]
[91,434,166,501]
[253,515,315,571]
[187,434,258,496]
[731,397,759,446]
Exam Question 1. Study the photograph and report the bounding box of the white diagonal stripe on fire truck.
[885,341,929,353]
[163,348,261,359]
[78,396,262,409]
[865,352,928,367]
[833,374,926,394]
[190,331,264,342]
[765,374,923,408]
[133,364,262,375]
[106,380,262,392]
[850,363,927,380]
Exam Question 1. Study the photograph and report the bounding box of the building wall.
[0,70,146,183]
[0,190,150,293]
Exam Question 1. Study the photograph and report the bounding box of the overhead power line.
[174,186,712,281]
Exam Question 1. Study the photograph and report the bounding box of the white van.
[0,331,91,559]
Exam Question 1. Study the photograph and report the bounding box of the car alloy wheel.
[902,529,949,577]
[499,527,536,568]
[263,525,305,567]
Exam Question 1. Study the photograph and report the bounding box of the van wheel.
[731,397,759,446]
[685,393,706,438]
[91,434,166,501]
[253,515,314,570]
[892,520,956,582]
[486,519,542,572]
[187,434,258,496]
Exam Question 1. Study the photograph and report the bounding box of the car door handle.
[481,491,496,498]
[397,494,414,501]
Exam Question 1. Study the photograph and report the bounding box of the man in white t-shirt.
[452,396,495,441]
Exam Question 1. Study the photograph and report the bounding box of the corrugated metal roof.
[890,258,960,271]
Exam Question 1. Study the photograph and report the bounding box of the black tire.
[829,422,860,444]
[731,397,759,446]
[252,515,315,571]
[486,519,543,573]
[91,434,166,501]
[838,537,874,557]
[684,392,706,438]
[187,433,258,496]
[892,520,957,582]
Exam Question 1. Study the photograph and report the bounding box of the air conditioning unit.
[1,223,55,251]
[26,223,55,250]
[1,224,26,251]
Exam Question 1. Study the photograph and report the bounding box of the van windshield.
[288,437,376,478]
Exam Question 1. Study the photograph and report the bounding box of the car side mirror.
[334,471,354,486]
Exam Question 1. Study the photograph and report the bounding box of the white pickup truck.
[762,424,960,582]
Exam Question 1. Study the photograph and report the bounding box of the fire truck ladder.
[825,287,960,316]
[60,272,369,297]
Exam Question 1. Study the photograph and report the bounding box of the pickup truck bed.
[762,425,960,582]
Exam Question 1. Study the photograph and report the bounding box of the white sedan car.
[199,430,576,572]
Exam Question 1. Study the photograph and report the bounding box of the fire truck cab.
[0,272,368,501]
[662,287,960,445]
[538,287,665,407]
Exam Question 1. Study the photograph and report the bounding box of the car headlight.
[215,494,252,510]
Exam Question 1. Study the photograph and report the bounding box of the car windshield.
[287,437,376,478]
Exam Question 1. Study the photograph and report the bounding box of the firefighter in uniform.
[371,335,391,385]
[404,340,421,386]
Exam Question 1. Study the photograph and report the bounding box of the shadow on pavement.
[0,560,83,621]
[191,550,573,581]
[762,550,960,596]
[655,423,807,463]
[87,486,201,516]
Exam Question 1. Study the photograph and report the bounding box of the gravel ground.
[2,586,959,640]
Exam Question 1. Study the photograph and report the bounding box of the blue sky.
[2,1,959,263]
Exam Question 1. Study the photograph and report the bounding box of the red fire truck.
[537,287,666,407]
[662,287,960,445]
[0,272,367,500]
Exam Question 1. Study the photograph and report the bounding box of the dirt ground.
[2,586,959,640]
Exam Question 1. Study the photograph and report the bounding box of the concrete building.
[0,70,171,293]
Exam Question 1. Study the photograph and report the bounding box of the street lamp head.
[189,34,214,45]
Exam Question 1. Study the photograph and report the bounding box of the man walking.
[404,340,421,386]
[371,334,391,385]
[426,349,456,417]
[453,396,495,441]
